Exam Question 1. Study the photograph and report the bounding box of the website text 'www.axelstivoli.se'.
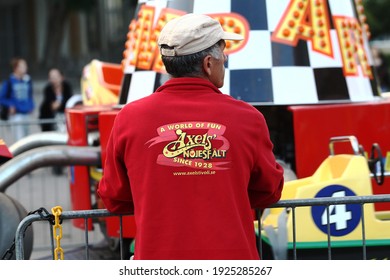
[173,170,216,176]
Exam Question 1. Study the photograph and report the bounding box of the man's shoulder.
[125,92,157,105]
[119,93,158,114]
[218,94,262,113]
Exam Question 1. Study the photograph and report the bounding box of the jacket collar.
[156,77,223,94]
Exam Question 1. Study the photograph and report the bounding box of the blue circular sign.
[311,185,361,237]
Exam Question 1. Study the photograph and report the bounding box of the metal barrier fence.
[0,118,104,260]
[0,118,65,147]
[12,194,390,260]
[4,170,104,260]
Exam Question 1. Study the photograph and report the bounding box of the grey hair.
[161,40,223,78]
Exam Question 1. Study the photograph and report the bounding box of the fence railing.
[12,194,390,260]
[0,118,65,147]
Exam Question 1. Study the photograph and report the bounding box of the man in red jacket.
[98,13,284,260]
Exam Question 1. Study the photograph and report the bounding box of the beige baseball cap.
[158,13,244,57]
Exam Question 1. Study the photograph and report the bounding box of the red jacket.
[98,77,284,260]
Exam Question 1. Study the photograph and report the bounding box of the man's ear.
[203,55,212,76]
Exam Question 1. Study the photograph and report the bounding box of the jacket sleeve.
[248,114,284,209]
[28,79,35,112]
[97,119,134,214]
[0,79,13,107]
[60,81,73,112]
[0,81,7,106]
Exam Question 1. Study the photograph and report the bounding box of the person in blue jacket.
[0,57,35,142]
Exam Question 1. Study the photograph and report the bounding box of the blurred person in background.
[39,68,73,132]
[372,47,390,92]
[39,67,73,175]
[0,57,35,142]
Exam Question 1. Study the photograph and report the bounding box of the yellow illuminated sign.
[122,5,249,74]
[122,1,372,79]
[272,0,333,58]
[272,0,372,79]
[334,16,372,78]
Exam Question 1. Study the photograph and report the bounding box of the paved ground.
[36,239,122,260]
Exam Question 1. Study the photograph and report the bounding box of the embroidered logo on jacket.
[146,121,230,171]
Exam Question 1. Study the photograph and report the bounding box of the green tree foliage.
[363,0,390,39]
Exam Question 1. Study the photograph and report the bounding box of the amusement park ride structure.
[2,0,390,259]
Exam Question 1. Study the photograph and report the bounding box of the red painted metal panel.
[98,109,137,238]
[289,98,390,211]
[66,106,113,229]
[98,109,120,168]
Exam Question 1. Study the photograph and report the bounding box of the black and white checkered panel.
[124,0,380,105]
[224,0,379,104]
